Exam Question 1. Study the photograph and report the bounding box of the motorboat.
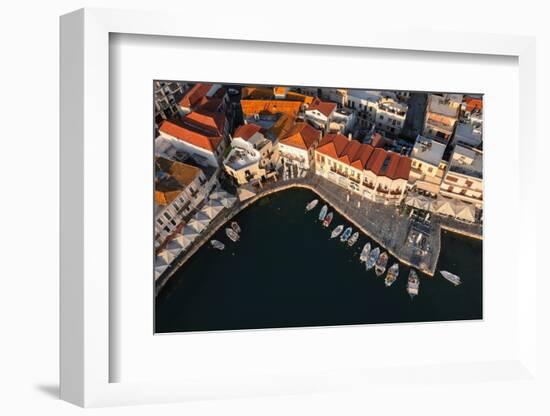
[440,270,461,286]
[318,204,328,221]
[359,243,371,262]
[225,228,239,242]
[210,240,225,250]
[231,221,241,234]
[330,225,344,238]
[340,227,352,242]
[407,269,420,298]
[366,247,380,270]
[305,199,319,211]
[375,252,388,276]
[385,263,399,287]
[323,212,334,227]
[347,231,359,247]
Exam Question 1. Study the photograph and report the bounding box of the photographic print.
[153,82,483,333]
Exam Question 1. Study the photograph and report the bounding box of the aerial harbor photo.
[153,82,483,333]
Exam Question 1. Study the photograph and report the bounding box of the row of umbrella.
[154,191,238,281]
[405,194,476,223]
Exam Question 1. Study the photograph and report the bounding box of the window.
[163,212,172,220]
[447,186,454,192]
[446,176,458,183]
[379,115,384,120]
[465,180,474,187]
[428,167,433,173]
[156,218,164,225]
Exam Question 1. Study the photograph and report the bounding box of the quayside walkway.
[156,173,482,295]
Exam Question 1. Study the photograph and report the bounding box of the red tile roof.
[159,120,222,152]
[307,98,337,117]
[279,122,320,150]
[181,110,226,136]
[179,83,213,108]
[233,123,262,141]
[464,97,483,113]
[317,134,410,179]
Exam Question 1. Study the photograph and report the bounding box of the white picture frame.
[60,7,540,408]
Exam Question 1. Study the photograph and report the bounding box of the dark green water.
[155,188,482,333]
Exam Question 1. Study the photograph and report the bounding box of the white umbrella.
[456,204,476,222]
[429,198,446,213]
[154,250,175,279]
[188,217,208,233]
[437,200,456,217]
[182,225,200,241]
[201,200,224,219]
[195,210,213,222]
[166,233,191,250]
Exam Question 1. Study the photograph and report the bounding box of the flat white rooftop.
[411,135,446,166]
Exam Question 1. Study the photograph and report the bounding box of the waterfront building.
[408,135,447,196]
[223,124,277,185]
[154,80,187,135]
[154,157,210,246]
[278,122,321,170]
[178,83,228,115]
[304,97,337,130]
[440,144,483,208]
[422,93,462,143]
[315,133,411,204]
[158,120,226,168]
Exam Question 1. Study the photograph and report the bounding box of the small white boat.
[231,221,241,234]
[340,227,352,242]
[210,240,225,250]
[366,247,380,270]
[331,225,344,239]
[318,205,328,221]
[359,243,371,262]
[407,269,420,298]
[323,212,333,227]
[347,231,359,247]
[375,252,388,276]
[440,270,461,286]
[225,228,239,242]
[385,263,399,287]
[305,199,319,211]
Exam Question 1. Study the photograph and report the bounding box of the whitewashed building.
[304,98,337,130]
[408,135,447,196]
[440,145,483,208]
[158,120,226,168]
[278,122,321,170]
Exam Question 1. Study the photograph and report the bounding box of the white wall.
[1,1,549,416]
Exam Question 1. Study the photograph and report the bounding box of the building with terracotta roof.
[315,133,411,204]
[240,99,303,119]
[154,157,208,244]
[223,124,279,185]
[304,97,337,130]
[181,109,228,137]
[278,122,321,170]
[423,94,462,143]
[158,120,226,167]
[178,83,227,114]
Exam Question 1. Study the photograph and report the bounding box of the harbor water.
[155,188,482,333]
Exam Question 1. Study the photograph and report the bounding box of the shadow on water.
[156,188,482,333]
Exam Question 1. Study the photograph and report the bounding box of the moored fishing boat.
[407,269,420,298]
[375,252,388,276]
[366,247,380,270]
[231,221,241,234]
[210,240,225,250]
[347,231,359,247]
[225,228,239,242]
[385,263,399,287]
[330,224,344,238]
[318,204,328,221]
[323,212,334,227]
[440,270,461,286]
[305,199,319,211]
[359,243,371,262]
[340,226,352,242]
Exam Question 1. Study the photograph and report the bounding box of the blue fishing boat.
[340,226,352,242]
